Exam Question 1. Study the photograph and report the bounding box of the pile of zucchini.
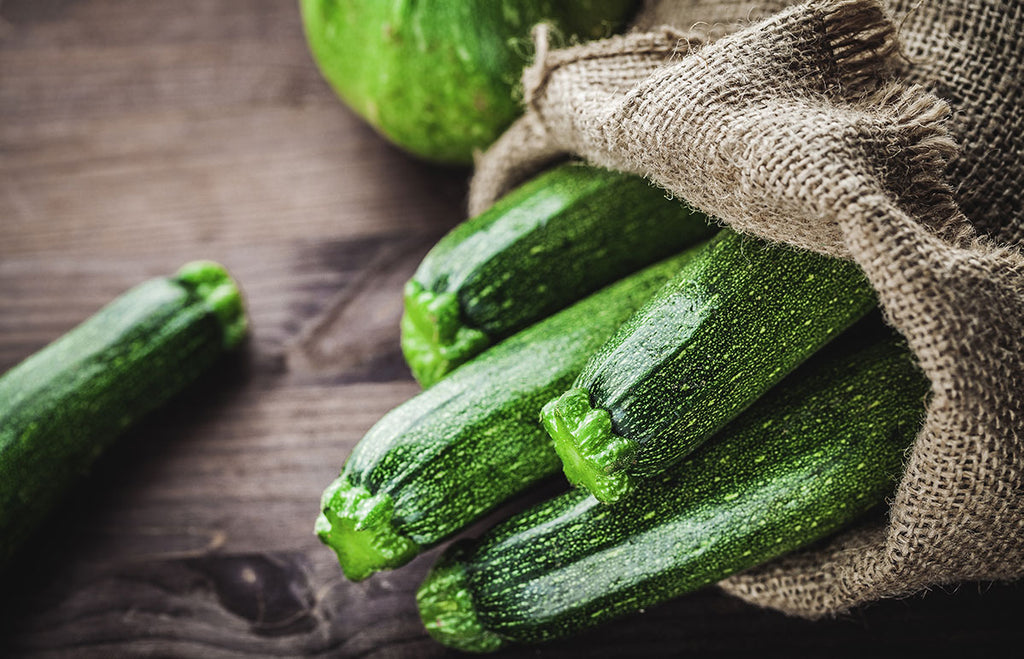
[316,164,930,650]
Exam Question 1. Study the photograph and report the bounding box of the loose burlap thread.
[470,0,1024,618]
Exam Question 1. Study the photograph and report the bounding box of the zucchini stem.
[541,388,636,503]
[417,543,506,653]
[175,261,247,350]
[401,280,491,387]
[315,478,420,581]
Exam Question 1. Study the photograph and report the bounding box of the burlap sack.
[469,0,1024,618]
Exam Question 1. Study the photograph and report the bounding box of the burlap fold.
[470,0,1024,617]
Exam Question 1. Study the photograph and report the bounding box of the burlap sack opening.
[469,0,1024,618]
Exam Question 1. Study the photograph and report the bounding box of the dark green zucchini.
[316,248,706,581]
[0,262,247,569]
[418,332,929,651]
[541,229,877,502]
[401,162,716,386]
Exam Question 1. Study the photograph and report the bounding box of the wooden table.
[1,1,1020,656]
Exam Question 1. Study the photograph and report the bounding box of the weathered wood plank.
[0,104,469,257]
[1,0,303,50]
[0,0,322,120]
[3,545,1021,657]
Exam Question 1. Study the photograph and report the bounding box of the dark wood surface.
[1,1,1021,656]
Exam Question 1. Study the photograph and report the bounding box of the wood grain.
[1,0,1022,656]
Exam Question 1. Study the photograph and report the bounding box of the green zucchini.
[418,332,929,651]
[0,262,246,569]
[316,248,706,581]
[402,162,716,386]
[541,229,877,502]
[300,0,637,164]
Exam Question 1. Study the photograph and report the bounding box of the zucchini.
[541,229,877,502]
[402,162,716,386]
[418,332,929,651]
[300,0,638,164]
[0,262,246,569]
[316,248,706,581]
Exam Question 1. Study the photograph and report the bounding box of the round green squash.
[299,0,637,164]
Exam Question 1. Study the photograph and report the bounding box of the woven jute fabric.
[470,0,1024,618]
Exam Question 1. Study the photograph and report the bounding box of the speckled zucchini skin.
[318,249,704,580]
[418,334,929,650]
[0,262,246,569]
[402,163,716,386]
[543,229,877,501]
[300,0,637,164]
